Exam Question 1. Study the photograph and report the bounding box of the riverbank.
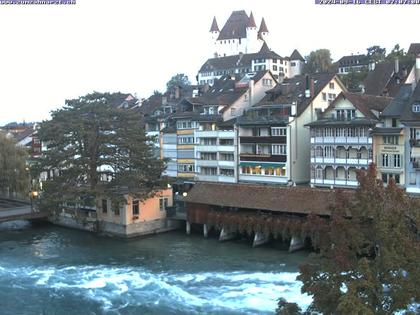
[0,220,311,315]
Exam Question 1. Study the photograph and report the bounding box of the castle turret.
[209,16,220,41]
[246,12,258,54]
[258,17,269,41]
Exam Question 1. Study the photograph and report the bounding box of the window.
[101,199,108,213]
[220,139,234,145]
[220,168,234,176]
[393,154,401,168]
[273,65,278,71]
[272,144,287,155]
[178,164,194,172]
[412,103,420,113]
[177,121,194,129]
[383,136,398,145]
[291,62,296,67]
[392,118,398,127]
[132,200,139,215]
[322,93,327,101]
[382,173,400,184]
[220,153,234,161]
[200,152,217,160]
[201,167,217,175]
[178,137,194,144]
[201,138,217,145]
[262,79,273,86]
[231,108,236,116]
[329,82,335,89]
[382,154,389,167]
[271,127,286,136]
[159,198,168,211]
[316,168,323,179]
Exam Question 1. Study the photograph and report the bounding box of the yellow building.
[97,189,180,237]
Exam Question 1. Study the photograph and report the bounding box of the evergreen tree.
[0,132,30,197]
[166,73,191,91]
[294,164,420,314]
[36,92,166,209]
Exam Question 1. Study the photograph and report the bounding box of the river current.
[0,221,310,315]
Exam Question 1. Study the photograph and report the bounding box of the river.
[0,221,311,315]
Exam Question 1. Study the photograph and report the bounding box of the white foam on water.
[0,264,311,313]
[0,220,31,231]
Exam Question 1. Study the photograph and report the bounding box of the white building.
[307,92,392,188]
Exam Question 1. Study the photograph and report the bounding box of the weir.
[219,228,236,241]
[252,232,270,247]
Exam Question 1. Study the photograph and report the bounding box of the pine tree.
[36,92,166,209]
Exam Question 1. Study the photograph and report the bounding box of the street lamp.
[182,192,188,214]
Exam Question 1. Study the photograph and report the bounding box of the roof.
[338,54,369,67]
[137,95,163,116]
[247,12,256,28]
[185,182,353,216]
[217,10,251,41]
[371,127,403,135]
[290,49,305,62]
[13,127,36,142]
[408,43,420,56]
[258,17,268,33]
[364,60,414,97]
[256,72,343,116]
[199,47,282,73]
[334,92,391,120]
[209,16,219,32]
[401,83,420,123]
[107,93,137,108]
[381,84,412,117]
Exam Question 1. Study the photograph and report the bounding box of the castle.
[209,10,269,58]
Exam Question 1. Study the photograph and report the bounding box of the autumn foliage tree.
[283,164,420,315]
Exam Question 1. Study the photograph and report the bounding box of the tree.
[303,49,333,74]
[36,92,166,209]
[340,67,369,92]
[294,164,420,314]
[386,44,414,64]
[276,298,305,315]
[166,73,191,92]
[367,45,386,64]
[153,90,162,96]
[0,132,30,197]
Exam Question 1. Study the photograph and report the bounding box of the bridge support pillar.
[186,221,191,235]
[252,232,269,247]
[219,228,236,241]
[203,224,209,238]
[289,236,305,252]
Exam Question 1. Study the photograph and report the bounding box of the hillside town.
[2,11,420,242]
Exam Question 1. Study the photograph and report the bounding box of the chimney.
[203,83,210,93]
[175,86,180,99]
[310,78,315,98]
[305,75,310,98]
[394,58,399,74]
[416,53,420,84]
[162,96,167,105]
[248,79,254,106]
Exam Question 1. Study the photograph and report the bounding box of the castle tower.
[246,12,258,54]
[258,17,269,42]
[209,17,220,57]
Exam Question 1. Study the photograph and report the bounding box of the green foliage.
[166,73,191,92]
[276,298,304,315]
[0,132,30,197]
[303,49,333,74]
[340,67,368,92]
[36,92,166,210]
[367,45,386,64]
[153,90,162,96]
[298,164,420,315]
[385,44,415,64]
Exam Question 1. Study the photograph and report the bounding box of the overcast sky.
[0,0,418,125]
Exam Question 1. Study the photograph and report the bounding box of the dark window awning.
[240,162,286,168]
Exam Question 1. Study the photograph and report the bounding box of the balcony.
[240,136,286,144]
[410,139,420,147]
[196,174,236,183]
[196,160,219,167]
[311,137,372,144]
[311,178,358,187]
[311,157,372,166]
[197,145,235,152]
[240,154,287,162]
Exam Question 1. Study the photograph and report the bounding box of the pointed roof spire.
[247,11,257,28]
[258,17,269,33]
[290,49,305,62]
[259,41,271,54]
[209,16,219,32]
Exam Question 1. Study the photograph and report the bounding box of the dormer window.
[412,103,420,113]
